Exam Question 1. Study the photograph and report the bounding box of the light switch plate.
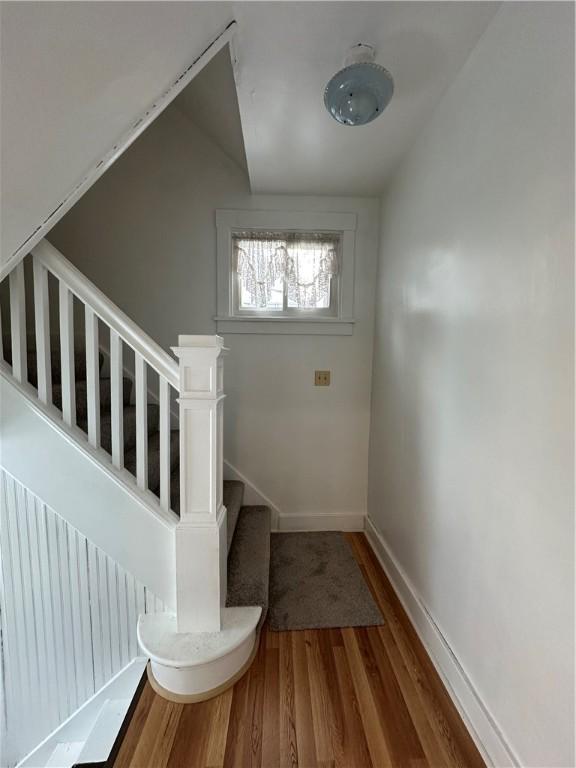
[315,370,331,386]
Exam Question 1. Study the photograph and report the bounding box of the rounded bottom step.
[146,631,260,703]
[138,606,261,701]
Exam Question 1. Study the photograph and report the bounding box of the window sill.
[214,316,355,336]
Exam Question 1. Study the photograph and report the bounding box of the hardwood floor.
[114,533,486,768]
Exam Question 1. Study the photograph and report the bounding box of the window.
[233,231,340,316]
[216,209,357,335]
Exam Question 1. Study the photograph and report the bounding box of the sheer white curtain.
[233,232,340,310]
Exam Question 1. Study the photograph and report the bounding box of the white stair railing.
[1,244,251,701]
[3,239,180,514]
[2,242,229,641]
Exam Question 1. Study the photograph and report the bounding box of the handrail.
[31,238,179,388]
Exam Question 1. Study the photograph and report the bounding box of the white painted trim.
[223,459,281,527]
[1,21,238,281]
[215,317,354,335]
[215,316,355,323]
[276,511,365,532]
[17,658,147,768]
[216,210,357,232]
[215,209,357,332]
[364,517,521,768]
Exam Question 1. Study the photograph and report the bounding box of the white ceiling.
[1,0,500,261]
[0,1,233,261]
[231,1,500,196]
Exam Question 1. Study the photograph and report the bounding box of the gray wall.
[368,4,574,766]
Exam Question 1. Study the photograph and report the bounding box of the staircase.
[0,338,270,566]
[0,239,271,766]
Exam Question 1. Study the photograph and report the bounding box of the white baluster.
[9,261,27,383]
[135,352,148,490]
[110,330,124,469]
[159,378,171,511]
[85,306,100,447]
[33,256,52,404]
[59,283,76,426]
[172,335,227,633]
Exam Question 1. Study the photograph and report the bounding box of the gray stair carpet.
[169,478,243,550]
[78,403,160,454]
[124,431,180,494]
[2,342,103,386]
[226,506,271,617]
[53,376,133,418]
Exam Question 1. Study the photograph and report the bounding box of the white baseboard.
[223,459,282,527]
[277,511,365,532]
[223,461,365,532]
[364,517,520,768]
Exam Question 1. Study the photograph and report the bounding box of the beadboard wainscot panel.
[0,468,166,767]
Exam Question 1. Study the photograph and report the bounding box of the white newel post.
[172,335,227,634]
[139,332,259,700]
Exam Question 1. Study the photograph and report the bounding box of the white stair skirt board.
[75,700,130,764]
[17,658,147,768]
[364,517,520,768]
[224,459,281,528]
[138,606,261,700]
[44,743,84,768]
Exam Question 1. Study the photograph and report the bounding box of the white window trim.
[215,209,357,335]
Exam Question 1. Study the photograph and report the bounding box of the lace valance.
[233,231,340,309]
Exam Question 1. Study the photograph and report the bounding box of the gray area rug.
[268,532,384,631]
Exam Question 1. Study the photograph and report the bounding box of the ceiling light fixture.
[324,44,394,126]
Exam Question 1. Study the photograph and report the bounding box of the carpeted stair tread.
[124,430,179,494]
[52,376,132,418]
[223,481,244,553]
[226,506,271,612]
[77,404,160,454]
[2,343,103,385]
[169,479,243,547]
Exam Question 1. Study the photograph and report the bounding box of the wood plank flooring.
[114,533,486,768]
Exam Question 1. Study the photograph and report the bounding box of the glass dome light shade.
[324,62,394,126]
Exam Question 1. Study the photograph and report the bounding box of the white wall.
[368,4,574,767]
[50,103,379,524]
[0,1,232,263]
